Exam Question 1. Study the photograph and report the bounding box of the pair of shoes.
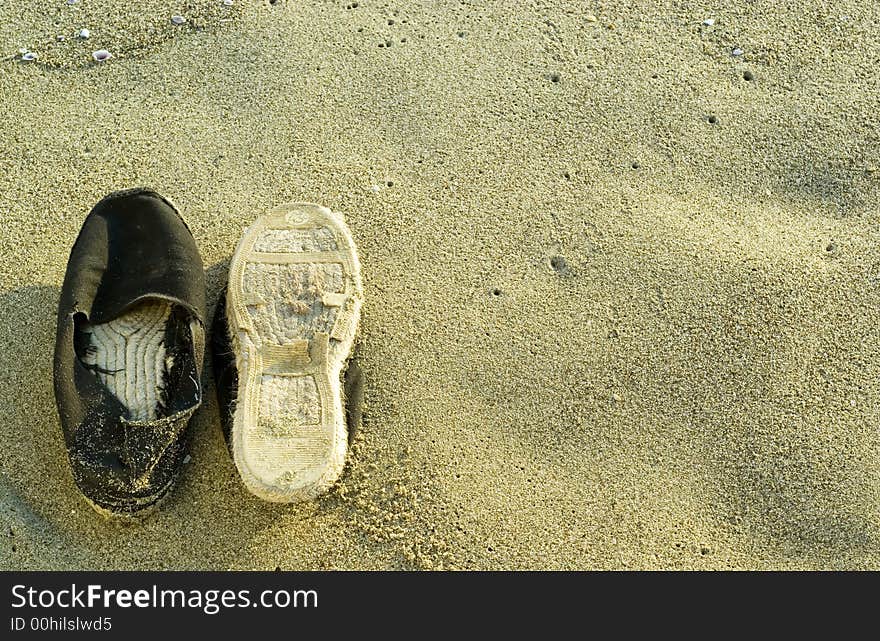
[53,188,363,516]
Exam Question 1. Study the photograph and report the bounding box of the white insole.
[81,301,172,422]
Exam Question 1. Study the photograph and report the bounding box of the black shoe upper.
[209,287,238,450]
[53,188,206,516]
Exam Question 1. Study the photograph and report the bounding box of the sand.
[0,0,878,570]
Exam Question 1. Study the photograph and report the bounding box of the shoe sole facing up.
[226,203,363,502]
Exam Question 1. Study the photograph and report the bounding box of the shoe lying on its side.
[212,202,363,502]
[53,188,206,516]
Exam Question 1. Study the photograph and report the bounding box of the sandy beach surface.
[1,0,878,570]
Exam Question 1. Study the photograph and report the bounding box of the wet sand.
[0,0,878,570]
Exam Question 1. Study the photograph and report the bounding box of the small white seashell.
[21,52,38,61]
[702,18,715,26]
[732,47,744,57]
[57,35,66,41]
[78,28,90,39]
[222,0,233,5]
[171,15,187,25]
[92,49,112,62]
[67,0,78,4]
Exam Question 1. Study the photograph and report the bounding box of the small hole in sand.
[550,255,568,273]
[388,19,395,25]
[743,70,754,81]
[631,161,640,170]
[378,42,385,48]
[563,171,571,179]
[708,115,718,124]
[457,31,466,38]
[550,72,561,83]
[826,242,837,253]
[492,288,502,296]
[386,180,394,187]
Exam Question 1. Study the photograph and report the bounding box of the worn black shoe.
[53,188,206,517]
